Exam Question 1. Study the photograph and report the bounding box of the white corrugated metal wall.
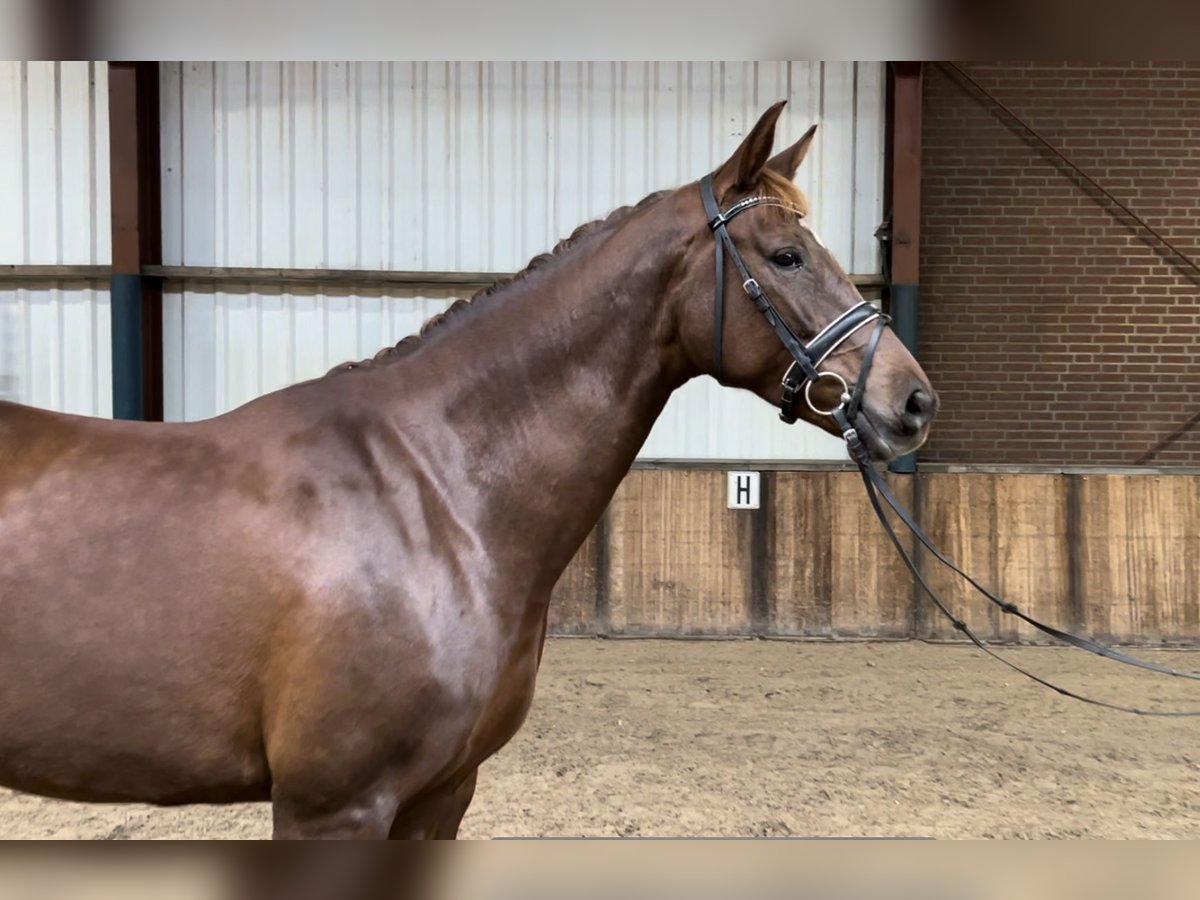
[162,62,885,458]
[0,61,112,416]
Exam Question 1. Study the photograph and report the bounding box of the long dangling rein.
[700,173,1200,717]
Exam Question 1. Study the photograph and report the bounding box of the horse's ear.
[714,100,787,193]
[765,123,818,181]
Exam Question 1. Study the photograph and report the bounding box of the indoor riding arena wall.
[549,467,1200,645]
[919,62,1200,467]
[7,62,1200,649]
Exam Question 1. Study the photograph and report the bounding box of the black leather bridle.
[701,173,889,435]
[702,173,1200,717]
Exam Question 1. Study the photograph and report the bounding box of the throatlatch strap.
[700,174,726,378]
[712,233,725,376]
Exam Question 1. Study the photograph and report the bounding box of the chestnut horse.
[0,103,936,838]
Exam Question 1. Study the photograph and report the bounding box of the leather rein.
[701,173,1200,717]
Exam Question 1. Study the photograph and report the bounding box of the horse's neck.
[395,205,690,581]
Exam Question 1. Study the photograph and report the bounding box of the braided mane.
[325,189,672,376]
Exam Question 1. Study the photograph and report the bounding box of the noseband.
[700,173,889,446]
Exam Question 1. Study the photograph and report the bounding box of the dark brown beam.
[108,65,138,277]
[107,62,162,421]
[889,62,922,286]
[886,61,923,476]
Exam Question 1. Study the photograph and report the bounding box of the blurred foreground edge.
[0,841,1197,900]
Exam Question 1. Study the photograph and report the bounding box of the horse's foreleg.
[270,785,400,839]
[387,768,479,840]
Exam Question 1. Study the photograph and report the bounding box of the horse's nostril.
[902,387,936,433]
[906,389,930,418]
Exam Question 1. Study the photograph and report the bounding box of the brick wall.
[920,62,1200,466]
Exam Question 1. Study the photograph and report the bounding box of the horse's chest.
[465,633,544,762]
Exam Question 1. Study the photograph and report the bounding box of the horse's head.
[670,101,937,461]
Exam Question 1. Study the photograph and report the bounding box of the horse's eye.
[772,249,803,269]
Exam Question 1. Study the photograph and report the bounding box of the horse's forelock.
[758,169,810,221]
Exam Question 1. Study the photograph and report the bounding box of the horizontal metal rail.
[142,265,510,289]
[0,264,113,281]
[0,264,887,291]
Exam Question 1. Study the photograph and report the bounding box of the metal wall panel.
[162,285,457,424]
[0,62,112,416]
[0,285,113,414]
[161,62,884,459]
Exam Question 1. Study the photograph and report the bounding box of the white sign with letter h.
[727,471,760,510]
